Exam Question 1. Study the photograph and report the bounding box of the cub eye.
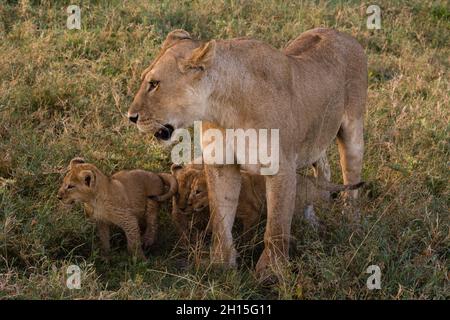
[67,185,75,189]
[195,189,202,195]
[148,80,160,92]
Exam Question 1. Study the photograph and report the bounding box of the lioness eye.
[148,80,159,92]
[67,185,75,189]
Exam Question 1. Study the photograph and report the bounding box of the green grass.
[0,0,448,299]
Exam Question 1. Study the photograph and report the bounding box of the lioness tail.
[306,175,364,192]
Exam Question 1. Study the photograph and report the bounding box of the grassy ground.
[0,0,448,299]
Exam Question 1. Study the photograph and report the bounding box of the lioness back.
[284,28,367,120]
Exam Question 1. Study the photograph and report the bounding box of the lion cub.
[57,158,177,259]
[170,163,210,244]
[171,163,363,243]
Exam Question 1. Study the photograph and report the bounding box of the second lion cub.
[57,158,177,259]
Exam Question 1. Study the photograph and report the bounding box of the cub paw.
[142,236,155,250]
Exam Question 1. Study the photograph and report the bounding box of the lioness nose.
[57,194,63,200]
[128,113,139,123]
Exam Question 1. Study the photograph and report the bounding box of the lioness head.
[57,158,97,205]
[188,174,209,213]
[127,29,216,141]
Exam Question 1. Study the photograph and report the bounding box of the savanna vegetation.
[0,0,448,299]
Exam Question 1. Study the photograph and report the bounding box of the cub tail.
[150,173,178,202]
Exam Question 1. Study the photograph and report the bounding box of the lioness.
[128,28,367,278]
[57,158,177,259]
[172,163,363,244]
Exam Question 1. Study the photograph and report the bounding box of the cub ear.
[170,163,184,174]
[79,170,95,188]
[178,40,216,73]
[69,157,85,169]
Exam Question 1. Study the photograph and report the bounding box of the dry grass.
[0,0,448,299]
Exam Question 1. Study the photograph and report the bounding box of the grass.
[0,0,448,299]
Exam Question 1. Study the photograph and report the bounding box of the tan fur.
[129,28,367,278]
[172,164,363,244]
[183,169,265,242]
[57,158,177,259]
[170,163,209,246]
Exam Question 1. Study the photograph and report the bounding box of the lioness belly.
[293,100,344,168]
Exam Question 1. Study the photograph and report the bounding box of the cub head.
[127,29,216,141]
[171,163,204,212]
[188,174,209,213]
[57,158,97,205]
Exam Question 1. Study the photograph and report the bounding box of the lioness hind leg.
[304,153,331,225]
[336,116,364,218]
[312,152,331,201]
[312,153,331,182]
[143,200,158,249]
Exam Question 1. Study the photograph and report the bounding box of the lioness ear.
[163,29,191,48]
[141,29,192,80]
[171,163,184,174]
[69,157,85,169]
[178,40,216,73]
[79,170,95,188]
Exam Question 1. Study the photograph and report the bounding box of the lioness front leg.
[256,165,296,281]
[204,164,241,268]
